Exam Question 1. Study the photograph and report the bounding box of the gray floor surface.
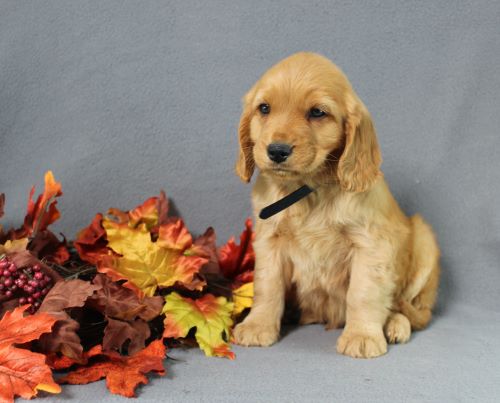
[32,303,499,403]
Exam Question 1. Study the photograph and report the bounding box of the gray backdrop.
[1,1,499,402]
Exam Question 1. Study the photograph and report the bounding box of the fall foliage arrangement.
[0,171,255,402]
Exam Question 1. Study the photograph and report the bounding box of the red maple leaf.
[218,218,255,284]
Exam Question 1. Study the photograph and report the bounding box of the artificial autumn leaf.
[0,305,61,402]
[100,219,207,297]
[46,352,82,370]
[232,282,254,316]
[21,171,62,237]
[4,172,69,263]
[87,275,163,354]
[129,191,169,230]
[89,274,163,321]
[107,191,169,233]
[218,218,255,284]
[58,340,166,398]
[0,345,61,402]
[0,193,5,243]
[74,192,170,267]
[192,227,219,274]
[74,213,110,265]
[0,237,29,255]
[29,230,70,264]
[103,318,150,355]
[163,292,235,359]
[0,193,4,219]
[38,279,101,359]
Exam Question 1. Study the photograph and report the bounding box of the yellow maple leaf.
[162,292,235,359]
[100,219,207,297]
[0,238,29,255]
[232,282,253,316]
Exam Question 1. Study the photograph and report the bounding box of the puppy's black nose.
[267,143,292,163]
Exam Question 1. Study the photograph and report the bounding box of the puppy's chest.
[272,212,351,290]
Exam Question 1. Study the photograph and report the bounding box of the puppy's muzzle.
[267,143,293,164]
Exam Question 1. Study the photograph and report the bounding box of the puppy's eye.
[258,103,270,115]
[309,108,326,119]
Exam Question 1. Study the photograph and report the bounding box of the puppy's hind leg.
[400,214,440,330]
[384,312,411,344]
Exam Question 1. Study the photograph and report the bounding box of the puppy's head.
[235,52,381,192]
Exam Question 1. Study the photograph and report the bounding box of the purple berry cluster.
[0,255,53,313]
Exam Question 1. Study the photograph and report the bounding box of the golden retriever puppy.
[232,52,440,358]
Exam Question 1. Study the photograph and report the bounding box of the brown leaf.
[37,279,101,359]
[29,230,70,264]
[0,193,4,219]
[39,312,83,360]
[89,274,163,321]
[193,227,220,275]
[103,318,150,355]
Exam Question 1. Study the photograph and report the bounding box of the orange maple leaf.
[3,172,69,263]
[23,171,62,237]
[0,305,61,403]
[73,213,109,265]
[58,340,166,398]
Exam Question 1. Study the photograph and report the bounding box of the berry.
[0,256,54,313]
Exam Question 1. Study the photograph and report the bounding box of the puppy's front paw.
[233,320,279,347]
[336,327,387,358]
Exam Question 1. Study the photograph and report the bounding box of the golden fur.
[232,52,440,358]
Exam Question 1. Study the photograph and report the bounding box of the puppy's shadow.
[279,307,304,339]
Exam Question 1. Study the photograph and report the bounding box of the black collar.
[259,185,315,220]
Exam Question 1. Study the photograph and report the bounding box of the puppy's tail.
[399,214,440,330]
[399,299,433,330]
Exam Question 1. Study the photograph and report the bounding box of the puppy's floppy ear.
[337,91,382,192]
[235,92,255,183]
